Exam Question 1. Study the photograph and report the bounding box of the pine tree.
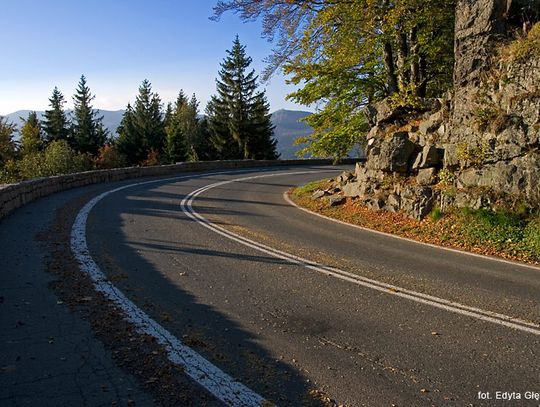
[246,92,279,160]
[185,93,201,160]
[116,103,144,165]
[196,116,219,161]
[164,95,186,163]
[42,87,70,144]
[71,75,107,155]
[117,80,165,164]
[207,36,278,160]
[206,95,240,159]
[0,117,17,166]
[20,111,43,156]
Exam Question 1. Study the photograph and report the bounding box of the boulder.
[311,190,326,200]
[367,132,416,173]
[386,193,401,212]
[400,185,436,220]
[343,182,364,198]
[418,118,441,136]
[328,196,345,206]
[412,144,441,170]
[337,171,354,183]
[416,168,439,186]
[363,101,405,126]
[364,198,385,211]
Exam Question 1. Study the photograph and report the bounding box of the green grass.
[458,207,539,259]
[429,207,443,222]
[292,180,327,197]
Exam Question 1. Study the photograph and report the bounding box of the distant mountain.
[270,109,313,159]
[3,108,316,159]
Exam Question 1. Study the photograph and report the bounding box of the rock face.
[335,0,540,220]
[448,0,540,205]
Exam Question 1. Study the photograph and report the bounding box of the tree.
[196,116,219,161]
[0,117,17,166]
[206,36,278,160]
[71,75,108,155]
[117,80,165,165]
[20,112,43,156]
[116,103,143,165]
[42,87,70,144]
[213,0,455,159]
[166,91,203,162]
[246,92,279,160]
[165,95,188,164]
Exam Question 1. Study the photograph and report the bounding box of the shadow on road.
[87,175,331,406]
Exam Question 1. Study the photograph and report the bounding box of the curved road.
[3,166,539,406]
[86,166,539,406]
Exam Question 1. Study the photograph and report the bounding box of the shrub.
[0,159,20,184]
[508,22,540,61]
[142,149,161,167]
[429,207,443,222]
[95,144,127,169]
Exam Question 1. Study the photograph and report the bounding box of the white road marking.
[283,191,540,272]
[71,168,324,407]
[180,173,540,337]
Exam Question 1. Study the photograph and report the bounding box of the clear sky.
[0,0,305,115]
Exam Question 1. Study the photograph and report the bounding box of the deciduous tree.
[213,0,455,159]
[20,111,43,156]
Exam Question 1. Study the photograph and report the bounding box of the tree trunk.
[383,42,399,95]
[409,26,420,92]
[417,54,428,97]
[396,31,409,91]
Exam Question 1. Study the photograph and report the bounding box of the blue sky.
[0,0,305,115]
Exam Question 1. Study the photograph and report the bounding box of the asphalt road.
[83,166,540,406]
[3,165,538,406]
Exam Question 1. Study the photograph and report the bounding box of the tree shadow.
[87,175,330,406]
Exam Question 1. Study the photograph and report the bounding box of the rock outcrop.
[327,0,540,220]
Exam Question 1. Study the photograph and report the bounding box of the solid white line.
[180,173,540,337]
[70,169,311,407]
[283,191,540,272]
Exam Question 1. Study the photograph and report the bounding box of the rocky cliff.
[330,0,540,219]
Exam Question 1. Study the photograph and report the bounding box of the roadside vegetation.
[290,181,540,264]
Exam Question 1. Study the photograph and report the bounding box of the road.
[2,165,540,406]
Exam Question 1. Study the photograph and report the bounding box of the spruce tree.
[206,95,240,159]
[20,111,43,156]
[43,87,70,145]
[196,116,219,161]
[71,75,107,155]
[117,80,165,164]
[167,91,202,162]
[116,103,144,165]
[207,36,278,160]
[165,94,187,163]
[247,92,279,160]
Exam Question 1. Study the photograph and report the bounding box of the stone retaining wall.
[0,159,358,220]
